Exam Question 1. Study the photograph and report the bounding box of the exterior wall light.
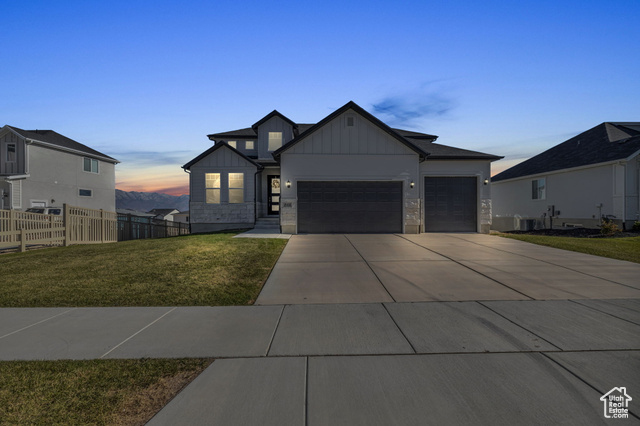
[286,180,291,188]
[410,181,414,188]
[484,179,489,185]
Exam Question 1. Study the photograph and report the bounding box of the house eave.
[25,139,120,164]
[492,158,633,184]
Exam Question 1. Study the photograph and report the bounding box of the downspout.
[253,171,258,224]
[183,168,191,233]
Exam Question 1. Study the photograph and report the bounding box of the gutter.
[25,139,120,164]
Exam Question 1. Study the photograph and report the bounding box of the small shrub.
[632,221,640,232]
[600,217,621,235]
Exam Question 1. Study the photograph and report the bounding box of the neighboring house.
[148,208,179,221]
[183,101,501,234]
[0,125,119,211]
[173,211,189,224]
[492,122,640,231]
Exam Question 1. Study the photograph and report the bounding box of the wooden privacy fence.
[117,213,189,241]
[0,205,117,252]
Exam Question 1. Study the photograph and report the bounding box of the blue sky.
[2,0,639,195]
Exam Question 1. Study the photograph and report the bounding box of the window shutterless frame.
[205,173,221,204]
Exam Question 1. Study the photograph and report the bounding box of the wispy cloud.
[110,150,199,167]
[371,82,457,127]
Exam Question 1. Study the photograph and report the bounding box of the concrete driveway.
[256,233,640,304]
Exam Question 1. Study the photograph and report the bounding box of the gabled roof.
[4,125,119,163]
[272,101,431,161]
[408,139,503,160]
[207,127,257,140]
[492,122,640,182]
[251,110,297,132]
[182,140,262,170]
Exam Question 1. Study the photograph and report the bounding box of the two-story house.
[183,101,502,234]
[0,125,119,211]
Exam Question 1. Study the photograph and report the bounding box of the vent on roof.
[345,114,355,127]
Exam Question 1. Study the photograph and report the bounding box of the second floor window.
[228,141,237,149]
[245,141,255,150]
[268,132,282,151]
[6,144,16,162]
[84,157,99,173]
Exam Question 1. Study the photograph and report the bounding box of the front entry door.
[268,176,280,215]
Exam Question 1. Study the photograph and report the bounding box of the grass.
[0,232,287,307]
[498,234,640,263]
[0,358,212,425]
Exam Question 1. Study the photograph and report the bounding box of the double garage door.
[296,178,477,233]
[297,181,402,233]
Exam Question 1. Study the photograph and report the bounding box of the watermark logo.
[600,387,632,419]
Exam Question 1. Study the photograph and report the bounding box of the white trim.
[3,174,30,180]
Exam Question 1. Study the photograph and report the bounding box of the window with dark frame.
[268,132,282,151]
[79,189,92,197]
[83,157,99,173]
[205,173,221,204]
[6,144,16,162]
[228,173,244,203]
[532,178,546,200]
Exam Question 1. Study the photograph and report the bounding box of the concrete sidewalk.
[2,301,639,423]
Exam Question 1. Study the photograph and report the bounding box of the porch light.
[410,181,414,189]
[484,179,489,185]
[286,180,291,188]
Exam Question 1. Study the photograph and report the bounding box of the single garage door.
[297,181,402,233]
[424,176,477,232]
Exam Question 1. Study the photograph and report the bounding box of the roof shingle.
[492,122,640,182]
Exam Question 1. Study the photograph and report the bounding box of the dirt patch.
[505,228,640,239]
[112,359,214,426]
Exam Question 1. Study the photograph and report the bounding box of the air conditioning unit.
[520,219,536,231]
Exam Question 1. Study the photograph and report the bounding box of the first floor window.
[532,178,546,200]
[229,173,244,203]
[79,189,92,197]
[268,132,282,151]
[205,173,221,204]
[83,157,99,173]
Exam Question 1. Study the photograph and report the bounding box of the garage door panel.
[424,177,477,232]
[298,181,402,233]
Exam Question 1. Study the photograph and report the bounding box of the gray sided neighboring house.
[183,101,502,234]
[0,125,119,212]
[492,122,640,231]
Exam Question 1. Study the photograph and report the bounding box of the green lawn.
[0,358,211,425]
[0,232,287,307]
[498,234,640,263]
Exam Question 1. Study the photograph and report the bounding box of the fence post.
[9,209,15,244]
[100,209,105,243]
[63,204,71,246]
[20,228,26,252]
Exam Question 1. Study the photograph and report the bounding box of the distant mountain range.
[116,190,189,212]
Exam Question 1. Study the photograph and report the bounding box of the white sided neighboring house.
[148,208,180,221]
[183,101,502,234]
[492,122,640,231]
[0,125,119,212]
